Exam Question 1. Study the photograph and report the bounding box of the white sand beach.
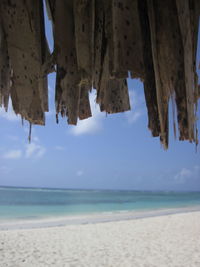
[0,210,200,267]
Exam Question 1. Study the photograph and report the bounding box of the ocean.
[0,186,200,221]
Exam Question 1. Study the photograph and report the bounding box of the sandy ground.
[0,211,200,267]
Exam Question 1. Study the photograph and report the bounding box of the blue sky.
[0,7,200,191]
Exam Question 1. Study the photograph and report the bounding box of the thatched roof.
[0,0,199,148]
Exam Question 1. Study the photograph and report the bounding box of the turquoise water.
[0,186,200,220]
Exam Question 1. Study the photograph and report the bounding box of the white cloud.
[24,126,40,143]
[174,166,199,184]
[76,170,84,177]
[70,90,104,136]
[126,89,143,124]
[3,150,22,159]
[32,136,39,142]
[0,101,20,121]
[23,127,46,158]
[70,88,144,135]
[127,111,141,124]
[25,143,46,158]
[0,107,20,121]
[71,115,102,136]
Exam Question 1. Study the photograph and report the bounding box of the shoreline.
[0,205,200,231]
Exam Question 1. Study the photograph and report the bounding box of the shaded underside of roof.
[0,0,199,148]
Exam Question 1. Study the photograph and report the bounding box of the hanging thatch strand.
[0,0,199,148]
